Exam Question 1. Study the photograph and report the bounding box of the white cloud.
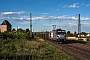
[0,11,90,23]
[1,11,27,15]
[64,3,79,8]
[63,5,68,8]
[68,3,79,8]
[81,23,90,26]
[0,11,28,18]
[81,17,90,20]
[68,23,77,26]
[67,22,90,27]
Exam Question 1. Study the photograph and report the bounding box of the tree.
[81,32,86,34]
[66,31,70,37]
[67,31,70,35]
[74,31,77,35]
[12,28,16,31]
[17,28,23,32]
[26,28,29,33]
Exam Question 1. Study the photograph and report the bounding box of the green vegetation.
[85,36,90,45]
[67,39,90,45]
[66,31,87,37]
[0,30,76,60]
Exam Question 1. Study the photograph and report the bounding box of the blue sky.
[0,0,90,33]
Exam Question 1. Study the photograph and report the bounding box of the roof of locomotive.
[56,29,65,31]
[50,29,66,32]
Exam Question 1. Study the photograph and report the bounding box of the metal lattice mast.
[30,13,32,37]
[78,14,81,39]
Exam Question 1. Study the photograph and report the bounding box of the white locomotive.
[49,29,66,43]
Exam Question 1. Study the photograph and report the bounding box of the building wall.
[0,25,7,32]
[7,25,12,31]
[67,37,87,41]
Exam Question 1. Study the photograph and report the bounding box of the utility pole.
[30,13,32,38]
[17,26,18,31]
[78,14,81,40]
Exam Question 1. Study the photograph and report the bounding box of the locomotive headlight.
[57,36,59,39]
[57,36,59,37]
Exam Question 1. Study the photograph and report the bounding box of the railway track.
[45,39,90,60]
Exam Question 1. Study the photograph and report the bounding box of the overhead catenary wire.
[41,0,52,13]
[80,10,90,14]
[33,0,90,21]
[31,0,52,18]
[32,0,61,22]
[32,0,52,18]
[46,0,61,13]
[79,0,90,15]
[24,0,90,32]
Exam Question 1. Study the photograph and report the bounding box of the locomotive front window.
[58,32,65,35]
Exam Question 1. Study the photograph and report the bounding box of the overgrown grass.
[22,37,76,60]
[0,37,76,60]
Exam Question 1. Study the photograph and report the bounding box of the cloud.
[0,11,29,21]
[68,23,90,26]
[81,3,84,6]
[0,11,90,23]
[68,3,79,8]
[81,17,90,20]
[64,3,79,8]
[81,23,90,26]
[68,23,77,25]
[57,9,59,10]
[32,15,90,22]
[0,16,30,22]
[63,5,68,8]
[86,4,90,6]
[20,21,30,24]
[32,15,78,20]
[57,5,62,10]
[0,11,28,17]
[1,11,27,15]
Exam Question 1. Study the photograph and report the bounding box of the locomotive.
[49,28,66,43]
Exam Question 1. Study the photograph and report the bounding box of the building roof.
[1,20,12,26]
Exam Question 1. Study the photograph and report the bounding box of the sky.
[0,0,90,33]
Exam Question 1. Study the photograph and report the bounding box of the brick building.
[0,20,12,32]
